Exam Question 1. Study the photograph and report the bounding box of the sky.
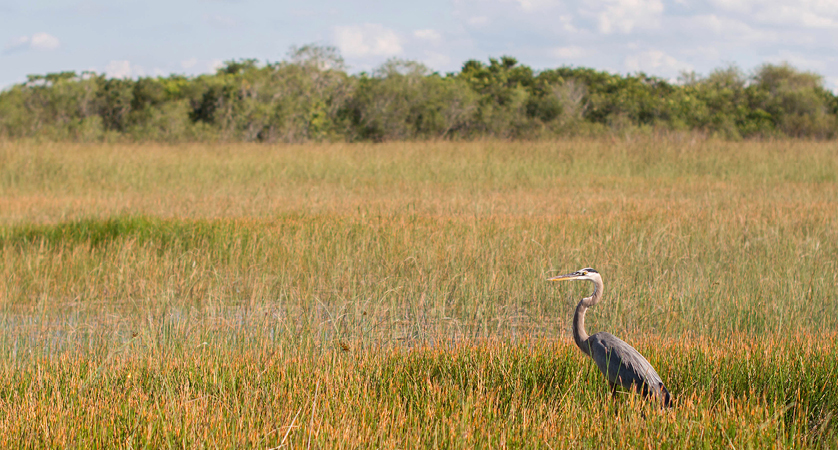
[2,0,838,90]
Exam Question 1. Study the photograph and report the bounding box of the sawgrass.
[1,338,837,448]
[0,138,837,448]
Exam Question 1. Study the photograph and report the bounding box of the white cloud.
[4,0,837,92]
[4,32,60,53]
[333,24,403,58]
[105,60,144,78]
[591,0,664,34]
[180,57,198,70]
[178,58,226,74]
[467,16,490,27]
[624,50,692,75]
[552,46,586,59]
[30,32,60,50]
[209,59,225,72]
[691,15,778,43]
[753,4,838,28]
[706,0,757,14]
[414,29,443,45]
[511,0,560,12]
[708,0,838,28]
[682,46,721,62]
[767,51,830,71]
[4,36,30,52]
[559,15,578,32]
[421,51,451,69]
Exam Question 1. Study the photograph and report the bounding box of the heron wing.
[587,332,669,401]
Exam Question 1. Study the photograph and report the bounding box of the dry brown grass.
[0,138,837,447]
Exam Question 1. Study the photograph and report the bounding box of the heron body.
[550,268,672,407]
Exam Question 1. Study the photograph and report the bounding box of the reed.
[0,138,836,447]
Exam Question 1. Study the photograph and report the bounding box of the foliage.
[1,46,837,142]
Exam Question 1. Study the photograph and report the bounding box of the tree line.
[1,45,836,142]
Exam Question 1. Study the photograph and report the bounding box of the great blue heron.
[549,268,672,407]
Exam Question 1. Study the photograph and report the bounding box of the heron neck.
[573,302,590,355]
[572,278,603,356]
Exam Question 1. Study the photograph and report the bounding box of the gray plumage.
[549,268,672,407]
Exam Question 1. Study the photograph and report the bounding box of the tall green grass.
[1,338,836,447]
[0,139,837,447]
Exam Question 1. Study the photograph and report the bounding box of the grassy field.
[0,138,837,448]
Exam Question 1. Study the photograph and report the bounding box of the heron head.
[548,267,600,283]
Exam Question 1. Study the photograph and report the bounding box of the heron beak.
[547,272,582,282]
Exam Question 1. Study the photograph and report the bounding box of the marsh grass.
[0,138,837,447]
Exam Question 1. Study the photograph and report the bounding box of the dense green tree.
[1,46,836,142]
[751,63,835,138]
[346,60,477,141]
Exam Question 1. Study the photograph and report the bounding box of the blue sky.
[2,0,838,90]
